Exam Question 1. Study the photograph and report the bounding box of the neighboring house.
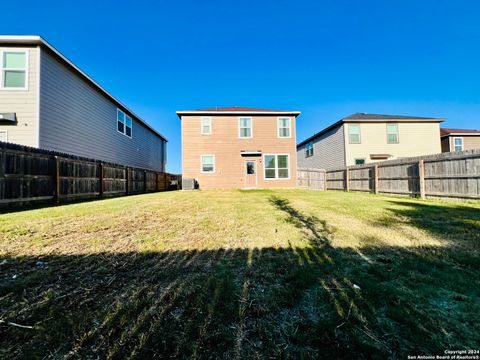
[177,107,300,189]
[440,128,480,152]
[0,35,167,171]
[297,113,444,169]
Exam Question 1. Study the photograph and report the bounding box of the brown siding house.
[440,128,480,152]
[177,107,300,189]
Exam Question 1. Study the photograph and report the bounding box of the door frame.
[243,159,258,189]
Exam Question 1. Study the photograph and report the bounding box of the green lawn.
[0,190,479,359]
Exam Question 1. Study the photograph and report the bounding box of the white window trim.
[263,153,291,180]
[453,137,464,151]
[0,50,29,91]
[277,117,291,138]
[200,154,216,173]
[116,108,132,138]
[348,124,361,144]
[0,130,8,142]
[238,117,253,139]
[386,123,399,144]
[201,117,212,135]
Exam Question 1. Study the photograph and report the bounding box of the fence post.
[323,170,327,191]
[345,168,350,191]
[99,162,104,197]
[419,160,426,199]
[155,173,159,192]
[374,165,379,194]
[125,167,129,195]
[54,156,60,203]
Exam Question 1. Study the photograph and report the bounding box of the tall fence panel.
[0,142,181,208]
[298,149,480,200]
[297,168,326,190]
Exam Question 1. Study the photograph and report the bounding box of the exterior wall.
[39,49,165,171]
[0,46,39,147]
[446,135,480,152]
[344,122,441,166]
[441,137,450,152]
[182,115,297,189]
[297,124,345,170]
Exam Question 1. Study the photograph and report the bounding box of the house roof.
[176,106,301,117]
[440,128,480,137]
[344,113,439,120]
[0,35,167,142]
[297,113,444,147]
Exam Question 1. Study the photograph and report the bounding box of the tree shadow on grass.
[1,198,479,359]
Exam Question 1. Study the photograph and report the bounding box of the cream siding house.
[0,36,167,171]
[178,107,300,189]
[297,113,443,170]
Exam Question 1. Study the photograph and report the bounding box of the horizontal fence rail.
[0,142,181,207]
[297,149,480,200]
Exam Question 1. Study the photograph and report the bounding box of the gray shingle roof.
[344,113,437,120]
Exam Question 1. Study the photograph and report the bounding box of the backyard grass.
[0,189,479,359]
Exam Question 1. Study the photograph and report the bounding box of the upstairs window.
[387,124,399,143]
[201,117,212,135]
[454,137,463,152]
[239,117,252,138]
[1,51,27,89]
[278,117,291,138]
[305,142,314,157]
[117,109,132,138]
[348,124,361,144]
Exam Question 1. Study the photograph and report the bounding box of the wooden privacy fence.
[0,142,181,207]
[298,149,480,200]
[297,168,326,190]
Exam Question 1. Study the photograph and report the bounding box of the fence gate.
[297,168,326,190]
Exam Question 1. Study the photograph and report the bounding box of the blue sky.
[2,0,480,173]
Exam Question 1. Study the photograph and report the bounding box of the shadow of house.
[1,198,479,359]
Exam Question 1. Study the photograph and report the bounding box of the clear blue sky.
[2,0,480,173]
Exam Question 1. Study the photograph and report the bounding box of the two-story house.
[177,107,300,189]
[440,128,480,152]
[297,113,444,170]
[0,35,167,171]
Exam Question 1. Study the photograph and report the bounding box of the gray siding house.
[0,35,167,171]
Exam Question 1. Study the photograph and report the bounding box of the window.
[201,155,215,173]
[201,117,212,135]
[117,109,132,138]
[278,117,291,138]
[355,158,366,165]
[305,142,314,157]
[264,154,289,179]
[239,117,252,138]
[348,124,361,143]
[0,130,7,142]
[387,124,399,143]
[1,51,27,89]
[454,137,463,152]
